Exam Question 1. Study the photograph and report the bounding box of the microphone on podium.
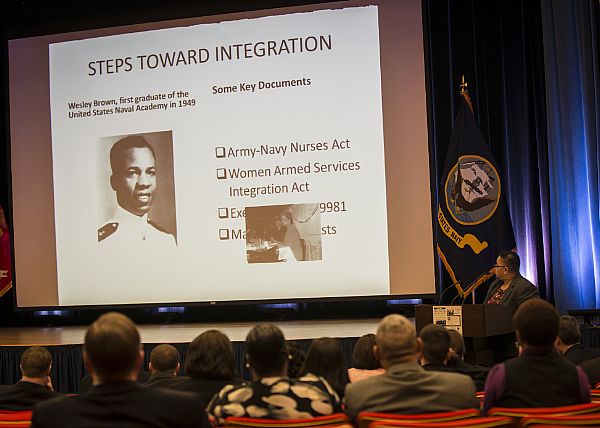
[458,267,495,304]
[438,279,462,305]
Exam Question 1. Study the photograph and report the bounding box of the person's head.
[274,217,283,230]
[109,135,157,216]
[83,312,143,384]
[20,346,52,380]
[246,323,288,379]
[494,250,520,281]
[301,338,346,393]
[286,341,306,379]
[374,314,419,368]
[447,329,465,360]
[280,212,293,227]
[419,324,452,365]
[352,334,381,370]
[185,330,235,381]
[149,344,180,375]
[555,315,581,353]
[513,299,559,349]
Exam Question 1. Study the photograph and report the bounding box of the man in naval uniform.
[98,135,175,249]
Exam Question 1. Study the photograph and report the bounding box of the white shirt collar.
[113,205,148,226]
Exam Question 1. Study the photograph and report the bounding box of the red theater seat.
[520,413,600,426]
[0,410,33,427]
[356,409,480,428]
[488,402,600,425]
[223,413,350,427]
[368,416,513,428]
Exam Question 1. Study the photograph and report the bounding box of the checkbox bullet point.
[218,208,229,219]
[215,147,225,158]
[216,168,226,179]
[219,229,229,240]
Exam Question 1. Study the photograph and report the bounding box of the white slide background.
[49,6,390,305]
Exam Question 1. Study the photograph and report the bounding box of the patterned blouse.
[207,374,341,425]
[487,286,507,304]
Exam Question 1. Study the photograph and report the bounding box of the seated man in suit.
[555,315,600,365]
[344,314,478,420]
[0,346,61,410]
[483,299,590,414]
[144,344,187,388]
[79,369,150,393]
[31,312,210,428]
[419,324,454,370]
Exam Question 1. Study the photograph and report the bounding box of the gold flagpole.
[460,75,474,114]
[457,76,492,302]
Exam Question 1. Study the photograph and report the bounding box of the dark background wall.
[1,0,599,325]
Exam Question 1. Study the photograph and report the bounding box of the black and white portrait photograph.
[97,130,177,247]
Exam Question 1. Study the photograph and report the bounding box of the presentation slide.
[9,0,435,307]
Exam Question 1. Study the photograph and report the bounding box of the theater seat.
[356,409,480,428]
[476,391,485,407]
[224,413,350,427]
[0,410,33,427]
[521,413,600,426]
[488,402,600,425]
[368,416,513,428]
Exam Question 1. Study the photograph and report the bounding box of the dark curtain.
[0,338,358,394]
[424,0,599,312]
[0,345,83,393]
[541,0,600,313]
[5,330,600,392]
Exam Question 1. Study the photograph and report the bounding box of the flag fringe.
[0,282,12,298]
[436,245,463,294]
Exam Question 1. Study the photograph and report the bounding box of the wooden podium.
[415,304,515,366]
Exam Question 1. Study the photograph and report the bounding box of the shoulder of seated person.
[148,387,201,399]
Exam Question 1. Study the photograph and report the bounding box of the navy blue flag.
[437,97,515,300]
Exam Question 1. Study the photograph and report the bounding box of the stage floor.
[0,318,380,346]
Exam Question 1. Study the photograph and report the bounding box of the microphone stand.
[439,280,462,305]
[460,270,494,304]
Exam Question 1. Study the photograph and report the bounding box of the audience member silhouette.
[31,312,210,428]
[555,315,600,365]
[483,299,591,414]
[344,314,478,420]
[171,329,241,405]
[0,346,61,410]
[580,355,600,388]
[419,324,455,368]
[285,341,306,379]
[144,344,186,388]
[348,333,384,383]
[207,323,340,425]
[445,329,489,391]
[300,337,347,399]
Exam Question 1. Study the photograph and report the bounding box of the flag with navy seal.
[437,95,515,302]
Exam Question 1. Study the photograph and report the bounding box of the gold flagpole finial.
[459,75,474,114]
[460,75,468,95]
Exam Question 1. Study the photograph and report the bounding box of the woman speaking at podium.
[484,250,540,312]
